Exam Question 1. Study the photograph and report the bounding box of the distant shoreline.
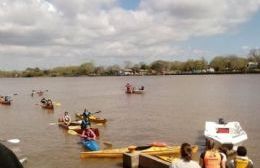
[1,71,260,78]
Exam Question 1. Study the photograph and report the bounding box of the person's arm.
[89,129,96,140]
[221,153,226,168]
[221,159,226,168]
[80,130,87,139]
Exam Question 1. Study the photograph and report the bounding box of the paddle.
[49,121,80,126]
[77,111,102,117]
[67,130,112,147]
[91,111,101,114]
[0,138,20,144]
[49,122,63,125]
[53,102,61,106]
[68,130,79,135]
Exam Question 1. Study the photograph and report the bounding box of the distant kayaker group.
[125,83,145,94]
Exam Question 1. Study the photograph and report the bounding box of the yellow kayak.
[80,145,198,159]
[155,146,198,162]
[75,113,107,124]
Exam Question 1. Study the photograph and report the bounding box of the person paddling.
[59,111,72,126]
[80,125,96,141]
[125,83,132,93]
[40,98,47,104]
[81,109,91,129]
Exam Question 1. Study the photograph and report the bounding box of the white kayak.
[204,121,247,149]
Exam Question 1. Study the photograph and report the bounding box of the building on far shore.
[247,62,258,69]
[207,67,215,73]
[119,69,133,76]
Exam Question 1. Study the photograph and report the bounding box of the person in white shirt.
[170,143,200,168]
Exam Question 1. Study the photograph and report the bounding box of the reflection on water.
[0,75,260,167]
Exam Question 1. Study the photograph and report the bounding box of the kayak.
[132,90,144,94]
[58,123,100,137]
[125,90,144,94]
[41,104,54,110]
[75,113,107,124]
[82,140,100,151]
[0,100,11,105]
[80,145,198,159]
[156,146,198,162]
[58,122,80,129]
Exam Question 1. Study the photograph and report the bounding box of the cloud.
[0,0,260,70]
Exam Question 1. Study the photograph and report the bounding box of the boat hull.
[58,123,99,137]
[204,121,248,150]
[125,90,144,94]
[82,140,100,151]
[75,113,107,124]
[0,100,11,105]
[41,104,54,110]
[80,145,198,159]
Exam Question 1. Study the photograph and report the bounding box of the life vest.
[81,119,91,129]
[234,158,250,168]
[204,150,222,168]
[82,129,96,140]
[63,115,71,123]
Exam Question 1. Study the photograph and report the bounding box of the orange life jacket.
[204,150,222,168]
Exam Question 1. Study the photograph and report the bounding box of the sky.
[0,0,260,70]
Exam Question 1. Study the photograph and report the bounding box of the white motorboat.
[204,120,248,150]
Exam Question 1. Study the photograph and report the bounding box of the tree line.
[1,49,260,77]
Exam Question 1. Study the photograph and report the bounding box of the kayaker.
[81,109,91,129]
[80,126,96,141]
[199,138,226,168]
[40,98,47,104]
[170,142,200,168]
[4,96,9,102]
[0,142,24,168]
[125,83,132,93]
[61,112,72,125]
[139,85,144,90]
[37,90,43,96]
[226,146,254,168]
[218,118,226,124]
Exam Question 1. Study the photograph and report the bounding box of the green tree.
[150,60,170,73]
[105,65,121,75]
[94,66,105,75]
[210,56,227,72]
[79,62,95,75]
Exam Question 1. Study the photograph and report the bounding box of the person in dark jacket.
[81,109,91,129]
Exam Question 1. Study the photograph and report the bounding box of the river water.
[0,75,259,168]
